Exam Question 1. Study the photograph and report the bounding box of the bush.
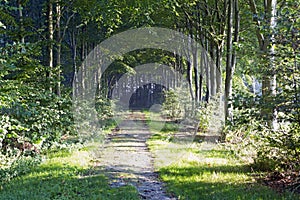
[254,123,300,172]
[95,97,114,121]
[1,85,76,153]
[225,107,300,172]
[196,96,225,133]
[0,153,41,183]
[162,89,183,119]
[162,87,194,120]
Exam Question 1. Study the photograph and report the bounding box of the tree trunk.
[205,46,211,102]
[193,38,200,103]
[269,0,278,129]
[47,0,54,92]
[72,27,78,98]
[209,43,217,97]
[215,46,222,94]
[187,62,195,101]
[225,0,239,122]
[225,0,233,122]
[55,1,61,96]
[249,0,278,129]
[18,0,25,44]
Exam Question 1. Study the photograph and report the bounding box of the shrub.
[162,89,183,119]
[225,107,300,172]
[254,123,300,172]
[1,86,76,153]
[162,87,194,120]
[0,153,41,183]
[95,97,114,121]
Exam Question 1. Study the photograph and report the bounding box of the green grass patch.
[148,132,299,200]
[144,111,179,133]
[0,143,140,200]
[161,122,179,132]
[45,149,73,159]
[98,118,118,134]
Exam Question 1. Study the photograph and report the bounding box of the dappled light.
[0,0,299,199]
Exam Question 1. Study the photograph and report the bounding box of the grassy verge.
[0,141,139,200]
[147,128,299,199]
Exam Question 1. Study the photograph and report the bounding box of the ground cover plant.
[0,141,139,200]
[147,129,300,200]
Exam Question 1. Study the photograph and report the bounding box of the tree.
[47,0,54,92]
[225,0,240,122]
[248,0,278,129]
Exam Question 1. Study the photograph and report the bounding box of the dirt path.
[97,112,176,200]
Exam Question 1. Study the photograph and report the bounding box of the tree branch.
[248,0,265,49]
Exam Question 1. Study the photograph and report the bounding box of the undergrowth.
[0,141,139,200]
[148,130,299,200]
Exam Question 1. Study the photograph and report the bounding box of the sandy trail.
[97,112,176,200]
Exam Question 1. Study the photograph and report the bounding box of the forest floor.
[1,111,299,200]
[94,111,299,199]
[93,112,176,200]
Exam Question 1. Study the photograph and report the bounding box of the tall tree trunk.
[193,3,202,103]
[249,0,278,129]
[215,47,222,94]
[185,18,195,101]
[225,0,240,122]
[187,62,195,101]
[225,0,233,122]
[17,0,25,44]
[225,0,239,123]
[47,0,54,92]
[71,27,78,98]
[192,35,200,103]
[215,0,227,95]
[55,1,61,96]
[209,43,217,97]
[269,0,278,129]
[205,44,211,102]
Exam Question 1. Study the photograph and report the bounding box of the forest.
[0,0,299,199]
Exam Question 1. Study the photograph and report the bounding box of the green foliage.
[225,107,300,172]
[254,123,300,172]
[195,101,216,133]
[162,88,218,133]
[0,154,41,183]
[0,34,76,182]
[224,108,262,161]
[162,87,194,120]
[162,89,182,119]
[148,132,296,200]
[225,0,300,174]
[232,75,256,108]
[0,146,140,200]
[0,0,298,193]
[161,122,179,133]
[274,0,300,125]
[1,86,75,151]
[95,97,115,128]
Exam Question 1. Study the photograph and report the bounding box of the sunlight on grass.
[148,132,299,200]
[0,142,140,200]
[46,150,91,168]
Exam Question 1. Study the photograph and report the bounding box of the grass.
[147,130,300,200]
[145,110,179,133]
[0,142,140,200]
[3,112,296,200]
[99,118,118,134]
